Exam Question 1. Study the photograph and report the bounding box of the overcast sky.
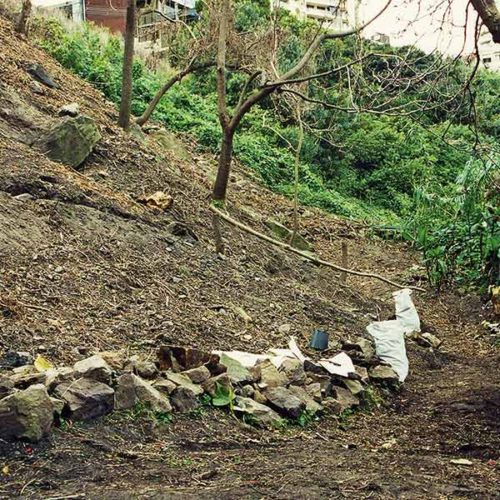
[361,0,480,56]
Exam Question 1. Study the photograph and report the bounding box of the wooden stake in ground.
[341,241,348,283]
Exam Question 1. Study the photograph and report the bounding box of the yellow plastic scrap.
[34,355,54,372]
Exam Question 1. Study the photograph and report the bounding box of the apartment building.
[273,0,359,31]
[479,28,500,71]
[32,0,85,21]
[85,0,196,34]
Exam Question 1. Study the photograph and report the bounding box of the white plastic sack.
[366,320,409,382]
[394,288,420,334]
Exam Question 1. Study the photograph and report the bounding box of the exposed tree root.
[210,205,426,292]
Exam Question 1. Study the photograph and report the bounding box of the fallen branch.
[210,205,426,292]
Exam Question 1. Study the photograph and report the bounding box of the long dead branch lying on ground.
[210,205,426,292]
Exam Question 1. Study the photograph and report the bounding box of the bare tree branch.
[471,0,500,42]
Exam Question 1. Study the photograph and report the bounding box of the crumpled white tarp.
[366,288,420,382]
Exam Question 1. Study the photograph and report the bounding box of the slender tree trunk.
[118,0,136,131]
[16,0,31,35]
[289,103,304,248]
[211,128,234,254]
[212,129,234,202]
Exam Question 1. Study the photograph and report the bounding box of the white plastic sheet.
[318,352,356,377]
[215,337,356,378]
[366,288,420,382]
[366,320,409,382]
[394,288,421,334]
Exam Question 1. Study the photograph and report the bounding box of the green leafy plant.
[405,158,499,290]
[211,382,235,411]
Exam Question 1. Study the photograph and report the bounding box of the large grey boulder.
[343,379,364,397]
[45,367,74,391]
[233,396,282,428]
[153,378,177,395]
[279,358,306,385]
[368,365,399,383]
[164,371,203,396]
[332,386,360,411]
[0,384,54,442]
[202,373,232,397]
[182,366,211,384]
[54,378,114,420]
[258,359,287,389]
[115,373,171,413]
[132,360,159,380]
[9,370,46,389]
[219,353,253,385]
[38,115,100,168]
[305,382,322,402]
[264,386,306,419]
[73,355,113,384]
[170,387,199,413]
[0,376,14,399]
[288,385,323,413]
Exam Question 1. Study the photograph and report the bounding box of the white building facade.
[479,28,500,71]
[32,0,85,21]
[273,0,360,31]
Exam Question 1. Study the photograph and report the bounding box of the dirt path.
[1,294,498,500]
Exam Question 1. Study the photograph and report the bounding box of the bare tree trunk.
[289,102,304,248]
[118,0,136,131]
[212,129,234,202]
[471,0,500,43]
[16,0,31,35]
[210,0,232,253]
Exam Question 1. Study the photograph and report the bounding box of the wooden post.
[341,241,348,283]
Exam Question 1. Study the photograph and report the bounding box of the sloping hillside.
[0,14,416,361]
[0,14,498,499]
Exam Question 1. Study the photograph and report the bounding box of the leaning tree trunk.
[118,0,136,130]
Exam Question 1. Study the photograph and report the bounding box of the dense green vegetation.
[32,7,499,290]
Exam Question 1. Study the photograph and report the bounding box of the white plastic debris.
[318,352,356,377]
[394,288,421,334]
[367,320,408,382]
[213,351,268,368]
[366,288,420,382]
[289,337,307,363]
[215,336,357,378]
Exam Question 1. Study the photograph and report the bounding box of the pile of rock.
[0,339,399,442]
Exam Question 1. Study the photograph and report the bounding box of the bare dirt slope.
[0,15,499,499]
